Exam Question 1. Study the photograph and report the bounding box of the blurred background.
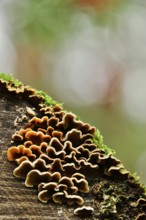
[0,0,146,183]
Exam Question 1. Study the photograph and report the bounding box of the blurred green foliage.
[11,0,74,46]
[10,0,126,47]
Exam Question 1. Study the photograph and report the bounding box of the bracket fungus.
[74,206,94,216]
[1,74,145,219]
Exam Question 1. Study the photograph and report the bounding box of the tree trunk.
[0,75,146,220]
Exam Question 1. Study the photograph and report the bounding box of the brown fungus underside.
[0,76,146,219]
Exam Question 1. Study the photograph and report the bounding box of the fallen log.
[0,73,146,220]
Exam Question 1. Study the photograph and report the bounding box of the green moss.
[0,73,22,86]
[36,90,61,107]
[93,130,115,155]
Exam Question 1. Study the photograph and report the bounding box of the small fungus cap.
[74,206,94,216]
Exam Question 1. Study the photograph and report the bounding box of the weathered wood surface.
[0,91,81,220]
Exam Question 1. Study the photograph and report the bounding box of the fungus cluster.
[7,104,132,211]
[1,75,145,219]
[8,108,96,205]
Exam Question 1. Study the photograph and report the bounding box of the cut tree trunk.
[0,75,146,220]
